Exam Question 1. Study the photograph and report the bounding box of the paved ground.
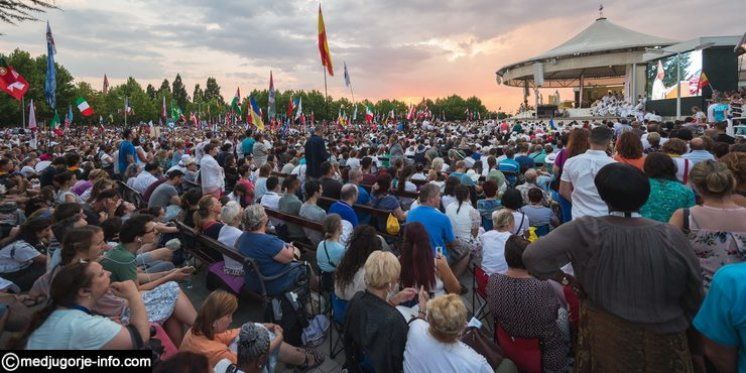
[183,260,479,373]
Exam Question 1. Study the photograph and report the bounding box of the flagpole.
[124,96,128,127]
[22,97,26,130]
[323,66,329,124]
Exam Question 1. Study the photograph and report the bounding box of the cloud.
[0,0,742,111]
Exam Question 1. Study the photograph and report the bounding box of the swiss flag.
[0,59,29,101]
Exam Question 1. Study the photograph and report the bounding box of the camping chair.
[495,323,543,373]
[471,265,491,321]
[328,292,348,359]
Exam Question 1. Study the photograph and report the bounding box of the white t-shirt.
[479,230,512,275]
[560,150,616,220]
[0,240,41,273]
[218,225,244,275]
[445,202,479,240]
[403,319,492,373]
[26,309,121,350]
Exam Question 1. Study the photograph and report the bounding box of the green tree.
[204,77,223,105]
[171,74,189,111]
[192,84,204,104]
[145,84,156,100]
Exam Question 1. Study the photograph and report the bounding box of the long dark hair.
[454,184,470,214]
[397,165,414,193]
[399,223,435,291]
[13,215,51,247]
[443,176,460,197]
[335,225,381,289]
[13,262,94,348]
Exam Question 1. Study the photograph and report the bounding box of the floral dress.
[686,209,746,290]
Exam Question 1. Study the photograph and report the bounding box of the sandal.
[300,348,325,372]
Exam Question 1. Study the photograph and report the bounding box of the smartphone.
[435,246,443,257]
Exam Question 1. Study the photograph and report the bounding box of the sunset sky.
[0,0,743,113]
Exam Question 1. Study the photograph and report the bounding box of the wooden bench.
[185,230,312,316]
[263,207,325,252]
[174,220,223,264]
[265,208,324,233]
[317,196,400,242]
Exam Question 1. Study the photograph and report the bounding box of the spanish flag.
[318,5,334,76]
[697,71,710,90]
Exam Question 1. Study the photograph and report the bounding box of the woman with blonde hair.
[344,251,417,373]
[404,294,494,372]
[479,209,514,275]
[670,160,746,289]
[193,195,223,239]
[180,290,323,370]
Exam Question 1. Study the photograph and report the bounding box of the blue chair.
[329,293,349,358]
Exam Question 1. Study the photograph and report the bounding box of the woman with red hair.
[399,222,461,297]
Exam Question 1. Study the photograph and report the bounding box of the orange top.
[179,328,240,367]
[613,154,646,171]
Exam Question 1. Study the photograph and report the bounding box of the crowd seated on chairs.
[1,113,745,372]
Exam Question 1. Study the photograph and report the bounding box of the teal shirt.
[640,178,695,222]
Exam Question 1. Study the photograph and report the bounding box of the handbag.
[386,213,400,235]
[461,326,506,370]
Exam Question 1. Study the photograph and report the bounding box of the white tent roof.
[496,17,677,88]
[533,17,676,60]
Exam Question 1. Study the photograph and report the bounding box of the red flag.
[318,5,334,76]
[0,59,29,100]
[287,96,295,118]
[406,105,416,120]
[697,71,710,91]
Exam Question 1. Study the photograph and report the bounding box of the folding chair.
[494,323,543,373]
[328,292,348,359]
[471,264,490,321]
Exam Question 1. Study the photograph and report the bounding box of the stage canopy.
[496,17,677,89]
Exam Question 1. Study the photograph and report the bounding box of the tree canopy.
[0,48,506,126]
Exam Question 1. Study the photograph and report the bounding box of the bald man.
[682,137,715,165]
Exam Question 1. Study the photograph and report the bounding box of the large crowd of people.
[0,104,745,372]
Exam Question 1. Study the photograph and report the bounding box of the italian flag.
[76,97,94,116]
[365,105,374,123]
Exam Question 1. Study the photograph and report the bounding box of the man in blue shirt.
[350,169,372,224]
[693,263,746,372]
[498,148,521,186]
[406,183,468,277]
[449,161,476,187]
[514,143,535,173]
[328,184,359,228]
[117,129,138,177]
[241,130,255,160]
